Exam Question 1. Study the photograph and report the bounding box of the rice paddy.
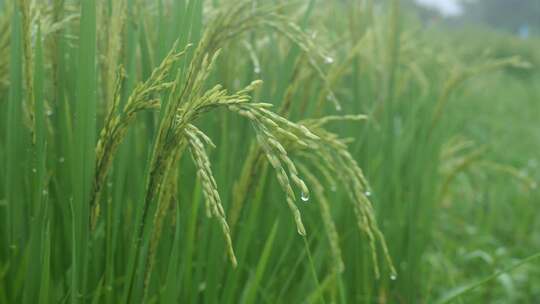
[1,0,539,303]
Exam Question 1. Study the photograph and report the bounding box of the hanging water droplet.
[198,282,207,292]
[46,110,53,116]
[326,94,338,105]
[254,66,261,74]
[42,190,48,196]
[390,273,397,281]
[364,191,372,197]
[32,168,37,173]
[59,157,65,163]
[326,93,341,111]
[324,56,334,64]
[301,191,310,202]
[330,185,337,192]
[107,182,113,188]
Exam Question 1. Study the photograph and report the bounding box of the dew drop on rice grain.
[324,56,334,64]
[301,191,310,202]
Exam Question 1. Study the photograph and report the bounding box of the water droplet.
[198,282,207,292]
[390,273,397,281]
[324,56,334,64]
[364,191,372,197]
[335,103,342,111]
[254,66,261,74]
[32,168,37,173]
[59,157,65,163]
[46,110,53,116]
[301,191,310,202]
[107,182,113,188]
[42,190,48,196]
[330,185,337,192]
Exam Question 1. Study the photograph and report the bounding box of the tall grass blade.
[72,0,97,302]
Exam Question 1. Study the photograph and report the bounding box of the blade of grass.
[23,24,47,304]
[5,0,24,253]
[181,180,202,302]
[38,221,51,304]
[72,0,97,302]
[241,220,279,304]
[161,198,183,303]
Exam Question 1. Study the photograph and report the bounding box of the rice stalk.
[90,43,190,227]
[290,115,397,279]
[143,151,180,299]
[299,165,345,274]
[185,124,237,263]
[136,0,341,260]
[0,4,12,88]
[102,0,126,108]
[18,0,35,143]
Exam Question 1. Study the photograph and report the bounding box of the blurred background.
[411,0,539,37]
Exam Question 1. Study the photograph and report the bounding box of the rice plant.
[1,0,539,303]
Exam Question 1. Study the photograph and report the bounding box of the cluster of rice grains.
[296,115,397,279]
[90,1,396,288]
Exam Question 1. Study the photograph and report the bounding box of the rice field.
[1,0,539,303]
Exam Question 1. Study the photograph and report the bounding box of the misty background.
[410,0,540,37]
